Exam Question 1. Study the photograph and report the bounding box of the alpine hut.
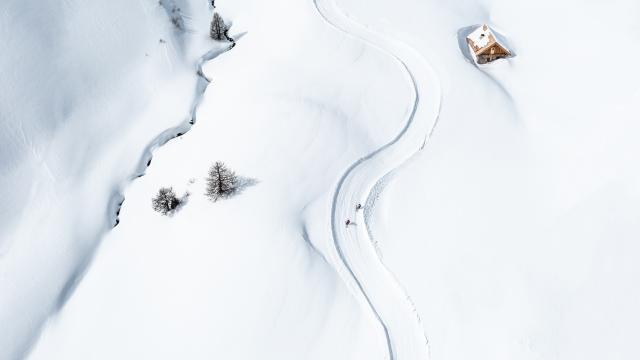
[466,24,511,64]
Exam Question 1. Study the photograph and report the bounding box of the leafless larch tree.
[210,12,228,41]
[206,161,238,201]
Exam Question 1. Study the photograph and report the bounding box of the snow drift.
[23,0,415,358]
[339,0,640,358]
[3,0,640,359]
[0,0,227,358]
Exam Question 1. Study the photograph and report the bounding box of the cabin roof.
[466,24,510,56]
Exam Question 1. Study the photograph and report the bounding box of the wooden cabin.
[466,24,511,64]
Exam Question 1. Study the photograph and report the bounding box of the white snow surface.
[0,0,228,358]
[339,0,640,359]
[2,0,640,359]
[25,0,412,358]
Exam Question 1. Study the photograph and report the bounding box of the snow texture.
[2,0,640,359]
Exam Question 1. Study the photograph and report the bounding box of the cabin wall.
[477,44,510,63]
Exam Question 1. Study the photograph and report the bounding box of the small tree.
[152,187,181,215]
[210,12,228,40]
[206,162,237,201]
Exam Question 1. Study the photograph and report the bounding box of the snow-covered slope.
[339,0,640,358]
[0,0,227,358]
[25,0,418,358]
[4,0,640,359]
[313,0,441,358]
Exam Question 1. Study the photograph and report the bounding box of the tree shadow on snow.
[168,191,191,216]
[233,176,259,197]
[231,31,248,42]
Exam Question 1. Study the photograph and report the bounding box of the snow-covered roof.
[467,24,492,48]
[466,24,509,55]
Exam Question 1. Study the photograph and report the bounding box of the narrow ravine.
[108,42,235,228]
[108,3,236,226]
[313,0,442,359]
[22,7,237,360]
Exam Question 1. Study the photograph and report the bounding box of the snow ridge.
[20,27,236,360]
[112,44,235,227]
[312,0,442,359]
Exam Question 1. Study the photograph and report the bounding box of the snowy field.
[0,0,222,357]
[2,0,640,359]
[339,0,640,358]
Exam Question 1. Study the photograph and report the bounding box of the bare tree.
[210,12,228,40]
[206,162,238,201]
[152,187,181,215]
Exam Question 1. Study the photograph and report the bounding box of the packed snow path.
[313,0,442,359]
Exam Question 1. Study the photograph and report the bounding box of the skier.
[355,203,362,211]
[345,219,351,226]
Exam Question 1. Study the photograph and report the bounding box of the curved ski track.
[312,0,442,359]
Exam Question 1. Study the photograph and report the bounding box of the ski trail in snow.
[312,0,442,359]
